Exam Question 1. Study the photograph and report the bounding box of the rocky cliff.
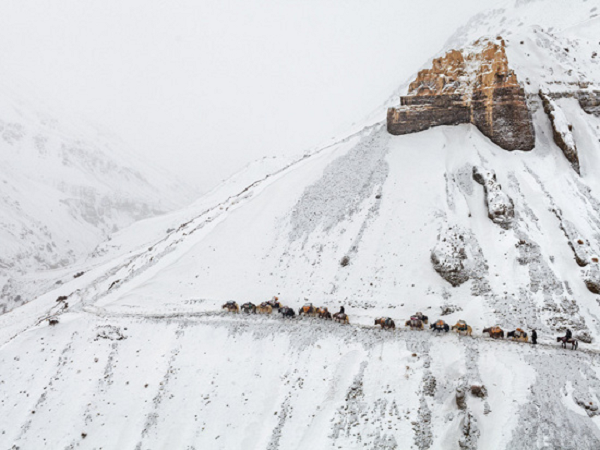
[539,91,581,174]
[578,90,600,116]
[387,38,536,151]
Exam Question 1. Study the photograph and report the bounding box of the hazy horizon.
[1,0,502,193]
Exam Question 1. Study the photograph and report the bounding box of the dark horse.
[317,307,332,320]
[483,327,504,339]
[267,298,282,309]
[507,329,528,342]
[430,320,449,332]
[279,307,296,318]
[557,336,578,350]
[241,302,256,314]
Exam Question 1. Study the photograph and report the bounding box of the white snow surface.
[0,82,197,314]
[2,1,600,449]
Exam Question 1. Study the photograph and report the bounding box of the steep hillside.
[2,1,600,449]
[0,83,196,314]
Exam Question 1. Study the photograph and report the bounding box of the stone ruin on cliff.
[387,37,535,151]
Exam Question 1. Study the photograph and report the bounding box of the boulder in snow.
[583,263,600,295]
[574,396,600,417]
[472,166,514,229]
[455,386,467,410]
[440,304,463,316]
[470,385,487,398]
[96,325,126,341]
[431,228,469,287]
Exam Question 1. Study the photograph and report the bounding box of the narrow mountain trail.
[83,306,598,358]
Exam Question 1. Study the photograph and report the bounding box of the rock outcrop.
[387,38,535,151]
[583,262,600,295]
[455,386,467,410]
[458,412,480,450]
[551,208,591,267]
[579,91,600,116]
[472,166,514,229]
[540,91,580,174]
[431,227,469,287]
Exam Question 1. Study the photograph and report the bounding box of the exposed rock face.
[540,91,580,174]
[455,386,467,410]
[583,263,600,295]
[573,395,600,417]
[578,91,600,116]
[472,166,514,229]
[440,304,462,316]
[470,385,487,399]
[458,412,480,450]
[576,330,594,344]
[387,38,535,151]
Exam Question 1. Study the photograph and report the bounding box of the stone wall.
[387,95,469,135]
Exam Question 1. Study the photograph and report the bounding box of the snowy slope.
[2,1,600,449]
[446,0,600,93]
[0,83,197,314]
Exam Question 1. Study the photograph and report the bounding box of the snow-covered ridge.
[445,0,600,94]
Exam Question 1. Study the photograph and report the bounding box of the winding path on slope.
[83,305,598,357]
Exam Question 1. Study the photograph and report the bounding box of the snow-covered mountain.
[2,0,600,449]
[0,83,197,313]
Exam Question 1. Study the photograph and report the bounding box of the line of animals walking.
[222,297,349,323]
[221,298,579,351]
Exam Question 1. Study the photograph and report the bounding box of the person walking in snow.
[531,329,537,345]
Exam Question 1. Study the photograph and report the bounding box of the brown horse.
[299,303,317,317]
[333,312,350,324]
[483,326,504,339]
[557,336,578,350]
[222,301,239,313]
[256,302,273,314]
[451,321,472,336]
[375,317,395,329]
[316,307,332,320]
[405,317,424,330]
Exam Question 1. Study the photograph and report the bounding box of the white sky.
[0,0,502,192]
